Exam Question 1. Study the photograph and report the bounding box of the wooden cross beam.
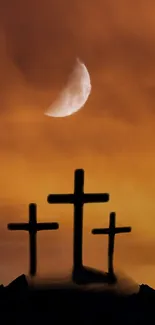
[47,169,109,275]
[92,212,131,279]
[7,203,59,277]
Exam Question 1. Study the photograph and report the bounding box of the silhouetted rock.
[72,265,115,285]
[1,274,155,324]
[6,274,28,293]
[0,284,4,293]
[139,284,155,297]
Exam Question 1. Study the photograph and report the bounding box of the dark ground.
[0,274,155,324]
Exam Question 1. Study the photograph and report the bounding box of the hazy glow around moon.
[44,58,91,117]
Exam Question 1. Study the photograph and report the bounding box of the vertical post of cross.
[73,169,84,268]
[47,168,110,284]
[8,203,59,277]
[29,203,37,276]
[92,212,131,280]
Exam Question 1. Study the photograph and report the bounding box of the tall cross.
[7,203,59,277]
[92,212,131,279]
[47,169,109,275]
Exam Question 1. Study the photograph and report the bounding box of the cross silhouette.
[7,203,59,277]
[47,168,109,283]
[92,212,131,281]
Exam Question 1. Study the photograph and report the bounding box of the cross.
[92,212,131,279]
[47,169,109,280]
[7,203,59,277]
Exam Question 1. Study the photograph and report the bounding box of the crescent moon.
[44,58,91,117]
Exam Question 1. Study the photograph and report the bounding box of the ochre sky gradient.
[0,0,155,287]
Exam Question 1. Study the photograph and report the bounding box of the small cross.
[7,203,59,277]
[92,212,131,281]
[47,169,109,283]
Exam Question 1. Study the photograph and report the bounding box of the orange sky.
[0,0,155,287]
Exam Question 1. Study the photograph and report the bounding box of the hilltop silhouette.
[0,273,154,324]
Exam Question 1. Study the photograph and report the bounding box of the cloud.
[0,0,155,285]
[1,0,155,121]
